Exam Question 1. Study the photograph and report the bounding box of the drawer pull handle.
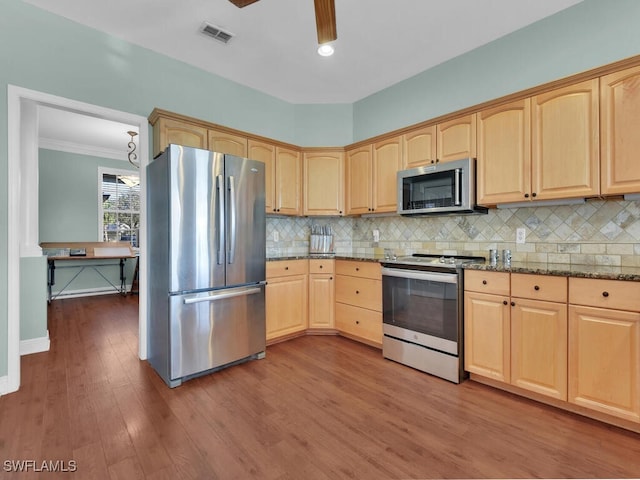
[602,291,609,297]
[534,285,540,291]
[503,300,508,305]
[482,280,487,285]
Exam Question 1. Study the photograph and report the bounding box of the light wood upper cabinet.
[600,65,640,195]
[477,99,531,205]
[372,136,402,213]
[531,79,600,200]
[402,125,437,169]
[303,150,345,216]
[152,117,208,157]
[248,140,276,213]
[437,114,477,162]
[208,128,248,157]
[346,145,373,215]
[274,147,302,216]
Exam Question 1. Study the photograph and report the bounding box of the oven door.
[381,267,460,355]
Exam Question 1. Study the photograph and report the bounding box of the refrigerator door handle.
[183,286,262,304]
[216,174,224,265]
[228,175,237,264]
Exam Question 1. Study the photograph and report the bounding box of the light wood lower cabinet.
[308,259,335,329]
[335,260,382,347]
[464,290,511,382]
[266,260,308,342]
[466,270,640,429]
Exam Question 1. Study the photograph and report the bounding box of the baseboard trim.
[20,332,50,356]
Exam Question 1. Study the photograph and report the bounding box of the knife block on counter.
[309,234,334,254]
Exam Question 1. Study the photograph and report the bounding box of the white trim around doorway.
[4,85,149,395]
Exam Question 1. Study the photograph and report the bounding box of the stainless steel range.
[380,253,485,383]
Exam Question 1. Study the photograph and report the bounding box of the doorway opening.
[6,85,149,394]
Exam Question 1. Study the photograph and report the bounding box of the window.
[99,167,140,248]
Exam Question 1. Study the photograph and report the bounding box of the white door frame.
[5,85,149,394]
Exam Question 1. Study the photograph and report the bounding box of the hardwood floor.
[2,295,640,479]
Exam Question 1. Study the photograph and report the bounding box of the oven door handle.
[381,267,458,284]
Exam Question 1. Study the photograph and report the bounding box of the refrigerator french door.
[148,145,266,387]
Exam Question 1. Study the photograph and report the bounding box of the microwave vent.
[200,22,234,44]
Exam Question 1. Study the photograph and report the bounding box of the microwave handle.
[454,168,462,206]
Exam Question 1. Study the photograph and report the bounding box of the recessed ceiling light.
[317,44,334,57]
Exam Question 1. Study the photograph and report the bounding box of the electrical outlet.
[516,228,526,244]
[273,230,279,242]
[373,229,380,242]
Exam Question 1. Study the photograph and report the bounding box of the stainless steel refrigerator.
[147,144,266,388]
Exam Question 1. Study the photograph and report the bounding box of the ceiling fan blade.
[228,0,260,7]
[314,0,337,44]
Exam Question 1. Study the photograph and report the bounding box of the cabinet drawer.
[335,303,382,345]
[336,260,381,279]
[267,259,308,278]
[511,273,567,303]
[569,277,640,311]
[335,275,381,311]
[464,270,510,295]
[309,259,335,274]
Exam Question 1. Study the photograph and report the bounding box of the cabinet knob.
[356,320,360,325]
[532,192,537,198]
[534,285,540,291]
[285,266,289,270]
[602,291,609,297]
[330,276,333,280]
[319,265,323,269]
[356,267,359,271]
[273,208,277,212]
[339,210,343,214]
[482,280,487,285]
[356,290,360,294]
[524,193,529,198]
[503,300,508,305]
[511,301,516,307]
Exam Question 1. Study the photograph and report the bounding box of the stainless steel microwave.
[397,158,487,216]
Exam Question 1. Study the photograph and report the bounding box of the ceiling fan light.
[317,44,335,57]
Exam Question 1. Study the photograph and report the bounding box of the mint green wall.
[39,149,138,296]
[20,256,47,342]
[2,0,640,378]
[353,0,640,140]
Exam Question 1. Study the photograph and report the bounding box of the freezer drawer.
[169,284,265,382]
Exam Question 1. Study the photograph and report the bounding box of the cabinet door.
[266,274,308,341]
[437,114,477,163]
[346,145,373,215]
[511,298,567,400]
[372,137,401,213]
[568,305,640,422]
[464,291,510,382]
[303,150,345,216]
[208,129,247,157]
[531,79,600,200]
[275,147,301,216]
[309,274,335,329]
[153,118,208,157]
[248,140,276,214]
[600,65,640,195]
[477,99,531,205]
[402,125,437,168]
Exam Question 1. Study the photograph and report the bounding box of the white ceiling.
[25,0,583,104]
[31,0,583,157]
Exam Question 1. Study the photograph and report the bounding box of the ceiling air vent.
[200,22,234,44]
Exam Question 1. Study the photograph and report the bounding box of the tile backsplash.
[267,199,640,267]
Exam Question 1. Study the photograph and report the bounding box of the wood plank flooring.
[2,294,640,479]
